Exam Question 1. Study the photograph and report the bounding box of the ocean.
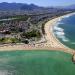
[53,13,75,49]
[0,50,75,75]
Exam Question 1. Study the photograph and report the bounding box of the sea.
[0,50,75,75]
[53,13,75,49]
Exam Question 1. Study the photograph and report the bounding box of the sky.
[0,0,75,6]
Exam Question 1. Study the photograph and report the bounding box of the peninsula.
[0,12,75,55]
[0,2,74,55]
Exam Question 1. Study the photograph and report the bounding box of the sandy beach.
[0,13,75,55]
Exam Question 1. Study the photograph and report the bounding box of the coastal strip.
[44,15,75,54]
[0,13,75,55]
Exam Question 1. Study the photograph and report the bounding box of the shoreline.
[0,13,75,55]
[44,15,75,54]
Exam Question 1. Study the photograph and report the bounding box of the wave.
[58,18,62,22]
[64,15,71,18]
[0,70,8,75]
[54,31,69,42]
[71,42,75,44]
[53,24,69,42]
[54,25,64,32]
[53,13,75,43]
[58,13,75,23]
[62,13,75,19]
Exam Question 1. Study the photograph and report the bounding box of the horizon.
[0,0,75,7]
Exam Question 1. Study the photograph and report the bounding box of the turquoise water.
[54,14,75,49]
[0,50,75,75]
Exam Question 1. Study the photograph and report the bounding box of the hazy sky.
[0,0,75,6]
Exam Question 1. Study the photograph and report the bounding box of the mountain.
[66,4,75,9]
[20,4,43,10]
[0,2,42,11]
[57,4,75,10]
[0,2,74,12]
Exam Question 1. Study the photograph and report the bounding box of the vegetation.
[12,15,29,21]
[0,15,29,21]
[41,20,49,34]
[21,30,41,39]
[0,38,20,43]
[22,40,29,44]
[0,10,74,44]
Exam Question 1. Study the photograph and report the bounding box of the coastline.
[44,15,75,54]
[0,13,75,55]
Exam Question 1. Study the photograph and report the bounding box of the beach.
[0,13,75,54]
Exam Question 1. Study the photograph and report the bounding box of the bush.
[0,38,20,43]
[21,30,41,39]
[22,40,29,44]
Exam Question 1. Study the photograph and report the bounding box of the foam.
[58,18,62,22]
[64,15,71,18]
[71,42,75,44]
[54,26,64,32]
[58,35,69,42]
[54,13,75,43]
[62,13,75,19]
[55,31,65,36]
[53,23,69,42]
[0,70,8,75]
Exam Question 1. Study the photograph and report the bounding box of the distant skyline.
[0,0,75,7]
